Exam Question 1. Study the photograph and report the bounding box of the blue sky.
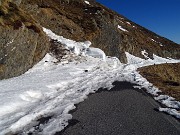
[96,0,180,44]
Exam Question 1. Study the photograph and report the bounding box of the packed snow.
[118,25,128,32]
[0,28,180,135]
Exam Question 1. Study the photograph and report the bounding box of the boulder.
[0,0,49,79]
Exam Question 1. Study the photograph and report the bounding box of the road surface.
[56,82,180,135]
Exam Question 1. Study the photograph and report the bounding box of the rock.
[0,0,49,79]
[49,39,70,61]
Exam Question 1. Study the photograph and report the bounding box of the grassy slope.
[139,63,180,101]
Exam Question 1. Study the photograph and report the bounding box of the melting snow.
[84,1,90,5]
[159,43,164,46]
[150,38,164,46]
[125,52,180,68]
[11,47,16,51]
[6,39,14,47]
[0,28,180,135]
[43,28,105,61]
[151,38,157,42]
[159,108,180,119]
[118,25,128,32]
[141,50,149,59]
[126,22,131,25]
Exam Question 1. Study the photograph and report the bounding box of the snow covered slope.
[0,28,179,135]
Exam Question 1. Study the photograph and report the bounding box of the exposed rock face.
[0,0,49,79]
[20,0,180,63]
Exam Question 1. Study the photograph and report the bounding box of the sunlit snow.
[118,25,128,32]
[84,1,90,5]
[141,50,149,59]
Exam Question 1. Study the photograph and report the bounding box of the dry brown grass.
[139,63,180,100]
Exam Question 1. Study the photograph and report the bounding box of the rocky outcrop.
[0,0,49,79]
[20,0,180,63]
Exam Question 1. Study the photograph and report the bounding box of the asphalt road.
[56,82,180,135]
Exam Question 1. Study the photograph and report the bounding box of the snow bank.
[0,54,122,135]
[43,28,106,61]
[125,51,180,68]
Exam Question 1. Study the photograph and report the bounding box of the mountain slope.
[20,0,180,63]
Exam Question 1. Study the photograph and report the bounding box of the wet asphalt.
[56,82,180,135]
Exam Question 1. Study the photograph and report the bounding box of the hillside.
[0,0,180,79]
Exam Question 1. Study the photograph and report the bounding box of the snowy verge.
[124,52,180,118]
[0,54,122,135]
